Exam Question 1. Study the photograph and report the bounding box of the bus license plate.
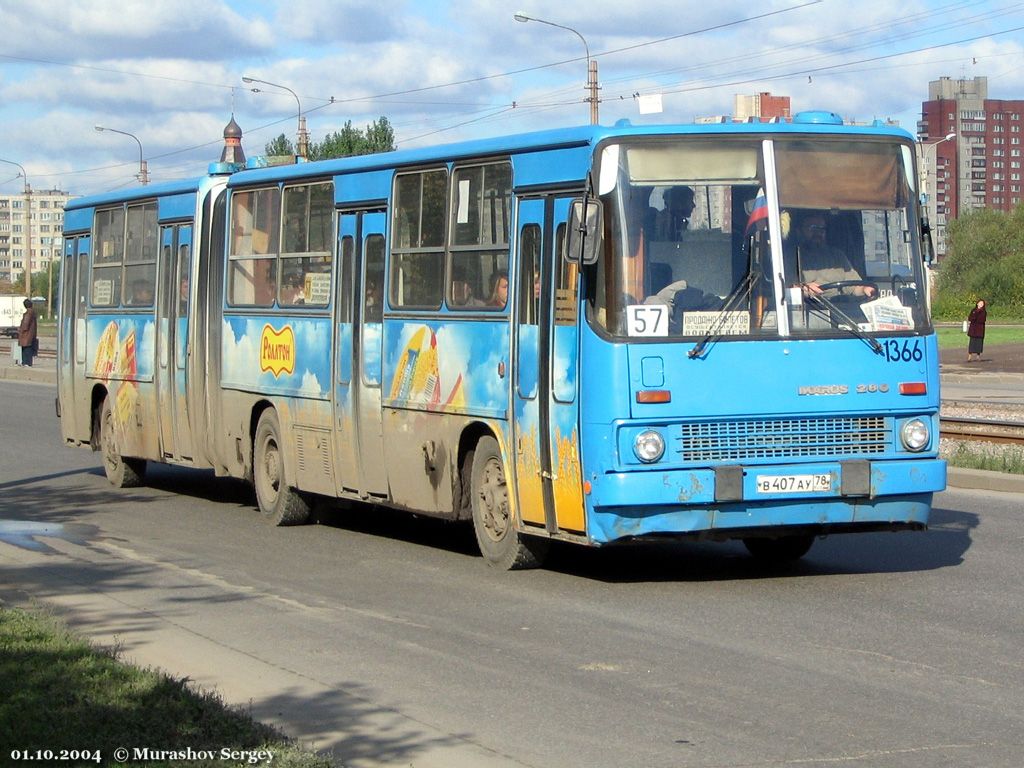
[756,473,831,494]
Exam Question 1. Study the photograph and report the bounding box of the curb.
[0,366,55,384]
[945,467,1024,494]
[939,371,1024,385]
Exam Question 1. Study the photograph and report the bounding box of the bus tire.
[470,435,548,570]
[742,534,815,562]
[253,409,311,526]
[99,397,145,488]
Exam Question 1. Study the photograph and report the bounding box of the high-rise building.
[919,76,1024,256]
[0,188,73,289]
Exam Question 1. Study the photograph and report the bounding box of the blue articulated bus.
[57,111,946,569]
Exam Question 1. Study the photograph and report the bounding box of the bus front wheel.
[469,435,548,570]
[253,409,311,526]
[99,398,145,488]
[742,535,815,562]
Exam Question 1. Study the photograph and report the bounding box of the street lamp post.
[919,131,957,205]
[514,12,599,125]
[242,76,309,159]
[919,132,956,257]
[0,157,33,298]
[94,125,149,185]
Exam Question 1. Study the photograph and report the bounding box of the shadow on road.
[1,456,977,585]
[542,504,977,583]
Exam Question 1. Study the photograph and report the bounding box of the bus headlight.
[900,418,930,452]
[634,430,666,463]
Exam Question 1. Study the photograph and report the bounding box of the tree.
[935,201,1024,318]
[311,118,396,159]
[360,116,396,155]
[266,118,396,161]
[263,133,296,158]
[310,122,365,160]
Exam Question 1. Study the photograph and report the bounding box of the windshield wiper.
[801,286,883,355]
[688,268,759,359]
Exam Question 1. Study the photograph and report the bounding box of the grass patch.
[935,324,1024,350]
[0,605,332,767]
[943,443,1024,475]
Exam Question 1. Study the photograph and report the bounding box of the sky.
[1,0,1023,197]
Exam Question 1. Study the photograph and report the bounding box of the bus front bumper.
[586,458,946,544]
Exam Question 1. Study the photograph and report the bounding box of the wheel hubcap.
[477,457,509,542]
[102,412,119,472]
[259,437,281,504]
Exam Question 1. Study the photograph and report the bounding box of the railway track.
[0,342,55,359]
[939,416,1024,445]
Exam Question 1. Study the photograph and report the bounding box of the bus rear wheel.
[253,409,311,526]
[99,397,145,488]
[742,534,815,562]
[469,435,548,570]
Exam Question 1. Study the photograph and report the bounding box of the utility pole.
[514,13,599,125]
[0,158,32,295]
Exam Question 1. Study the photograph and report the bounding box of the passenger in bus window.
[178,276,189,311]
[281,273,305,305]
[789,213,876,299]
[488,272,509,308]
[451,268,484,307]
[653,186,695,241]
[365,279,383,321]
[128,279,154,306]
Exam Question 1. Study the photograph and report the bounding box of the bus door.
[334,211,389,498]
[58,235,91,443]
[513,196,585,534]
[155,223,194,461]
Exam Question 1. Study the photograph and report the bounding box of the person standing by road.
[17,298,37,367]
[966,299,987,362]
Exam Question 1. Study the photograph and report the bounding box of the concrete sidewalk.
[0,340,56,384]
[4,339,1021,494]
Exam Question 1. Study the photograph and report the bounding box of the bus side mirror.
[566,198,602,265]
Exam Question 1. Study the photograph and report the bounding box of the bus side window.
[339,235,354,323]
[123,202,157,307]
[280,182,333,307]
[518,224,541,325]
[92,206,124,307]
[555,224,577,326]
[228,187,280,307]
[391,169,446,309]
[364,235,385,323]
[449,162,511,312]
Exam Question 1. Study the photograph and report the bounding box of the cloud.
[1,0,273,60]
[271,0,403,44]
[2,0,1023,195]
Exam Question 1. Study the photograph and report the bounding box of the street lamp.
[0,157,33,298]
[919,132,956,205]
[514,12,599,125]
[242,75,309,159]
[919,131,956,258]
[94,125,149,185]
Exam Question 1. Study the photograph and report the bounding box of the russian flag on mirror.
[745,190,768,233]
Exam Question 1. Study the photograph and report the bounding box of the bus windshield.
[592,137,929,340]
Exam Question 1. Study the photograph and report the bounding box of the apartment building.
[0,187,73,288]
[919,76,1024,256]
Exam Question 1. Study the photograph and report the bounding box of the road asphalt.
[2,338,1022,493]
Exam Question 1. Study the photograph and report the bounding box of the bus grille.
[676,416,888,463]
